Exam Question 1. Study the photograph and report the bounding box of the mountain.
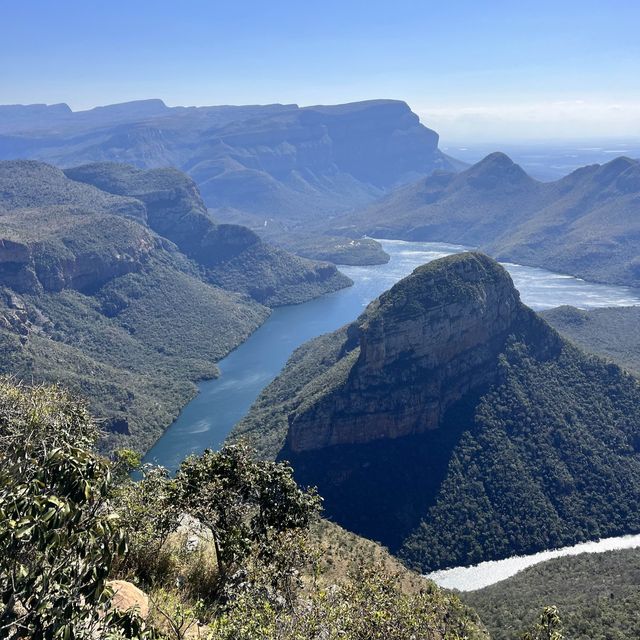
[0,99,462,263]
[542,306,640,377]
[0,160,349,452]
[63,162,349,304]
[232,252,640,571]
[463,548,640,640]
[337,153,640,286]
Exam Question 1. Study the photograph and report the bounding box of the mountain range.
[0,99,462,263]
[335,152,640,286]
[0,159,348,452]
[6,99,639,289]
[233,252,640,571]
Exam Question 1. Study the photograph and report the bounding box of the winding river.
[142,240,640,588]
[426,533,640,592]
[144,239,640,471]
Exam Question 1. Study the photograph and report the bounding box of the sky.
[2,0,639,143]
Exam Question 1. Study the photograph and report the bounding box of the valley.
[0,159,349,453]
[4,3,640,637]
[147,239,640,471]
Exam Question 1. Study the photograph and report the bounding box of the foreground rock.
[107,580,149,619]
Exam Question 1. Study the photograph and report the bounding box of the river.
[425,533,640,592]
[143,239,640,471]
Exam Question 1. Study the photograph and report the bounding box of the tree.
[172,443,321,599]
[522,606,565,640]
[0,380,153,639]
[113,463,180,585]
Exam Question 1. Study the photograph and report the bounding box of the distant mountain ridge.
[337,152,640,286]
[234,252,640,570]
[0,99,459,220]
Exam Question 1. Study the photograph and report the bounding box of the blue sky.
[2,0,639,142]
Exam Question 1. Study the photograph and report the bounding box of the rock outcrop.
[107,580,149,619]
[263,252,640,562]
[287,252,556,453]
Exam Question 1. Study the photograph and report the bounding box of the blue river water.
[143,240,640,471]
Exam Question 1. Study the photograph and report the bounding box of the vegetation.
[401,339,640,571]
[0,378,488,639]
[463,549,640,640]
[0,257,268,453]
[340,153,640,287]
[0,381,154,639]
[542,306,640,377]
[0,159,352,452]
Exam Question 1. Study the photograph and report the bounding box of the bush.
[0,380,154,639]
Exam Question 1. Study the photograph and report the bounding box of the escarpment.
[265,252,640,566]
[64,162,351,305]
[286,252,556,453]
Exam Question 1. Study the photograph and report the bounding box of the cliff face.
[0,162,159,294]
[0,229,156,295]
[287,253,554,452]
[64,162,351,305]
[0,100,459,223]
[266,252,640,563]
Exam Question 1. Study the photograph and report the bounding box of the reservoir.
[143,239,640,471]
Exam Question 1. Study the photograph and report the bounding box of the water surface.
[426,533,640,592]
[143,240,640,470]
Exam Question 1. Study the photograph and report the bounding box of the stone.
[107,580,149,619]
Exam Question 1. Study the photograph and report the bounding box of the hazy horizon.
[3,0,639,143]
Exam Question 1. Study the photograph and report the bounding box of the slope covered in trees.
[542,305,640,377]
[236,253,640,572]
[0,160,349,452]
[463,548,640,640]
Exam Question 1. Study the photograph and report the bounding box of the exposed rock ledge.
[286,252,557,453]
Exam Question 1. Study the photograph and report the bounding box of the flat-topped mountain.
[0,99,458,218]
[338,153,640,286]
[0,160,349,451]
[0,99,462,264]
[234,252,640,570]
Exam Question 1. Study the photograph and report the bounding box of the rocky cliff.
[247,252,640,568]
[64,162,351,305]
[287,253,555,452]
[0,99,461,226]
[0,161,159,294]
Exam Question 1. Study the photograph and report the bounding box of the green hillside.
[234,252,640,572]
[464,548,640,640]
